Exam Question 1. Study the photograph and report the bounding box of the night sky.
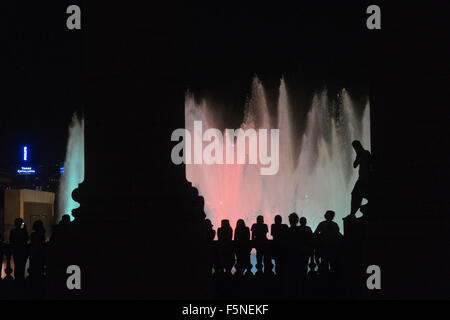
[2,1,447,170]
[3,2,82,168]
[185,2,370,128]
[2,2,370,169]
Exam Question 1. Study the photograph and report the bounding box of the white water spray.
[186,77,370,232]
[58,115,85,221]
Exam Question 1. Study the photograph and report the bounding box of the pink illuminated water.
[186,77,370,234]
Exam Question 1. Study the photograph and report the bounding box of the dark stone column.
[46,3,211,298]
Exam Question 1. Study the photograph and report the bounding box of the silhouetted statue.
[9,218,29,281]
[205,219,216,241]
[29,220,46,280]
[217,219,234,274]
[314,210,343,274]
[271,215,288,276]
[251,215,272,275]
[347,140,372,218]
[60,214,71,225]
[234,219,251,276]
[193,195,207,222]
[298,217,314,277]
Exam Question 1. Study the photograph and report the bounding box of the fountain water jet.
[186,77,370,233]
[58,114,85,221]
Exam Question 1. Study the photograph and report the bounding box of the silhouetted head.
[256,215,264,224]
[299,217,307,226]
[352,140,363,153]
[221,219,230,228]
[274,215,282,224]
[288,213,299,227]
[14,218,23,229]
[32,220,45,234]
[60,214,71,225]
[236,219,245,229]
[324,210,335,221]
[205,219,213,228]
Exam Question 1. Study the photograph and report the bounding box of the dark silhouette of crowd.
[0,140,370,299]
[203,209,358,299]
[206,211,344,278]
[0,214,72,299]
[1,210,358,299]
[204,140,371,298]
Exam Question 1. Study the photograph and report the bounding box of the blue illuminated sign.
[17,166,36,174]
[60,167,65,174]
[17,146,35,175]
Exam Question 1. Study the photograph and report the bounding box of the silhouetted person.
[9,218,29,281]
[29,220,46,280]
[271,215,288,276]
[285,213,302,297]
[314,210,342,274]
[298,217,314,277]
[307,259,318,277]
[305,258,320,298]
[287,213,301,245]
[217,219,234,274]
[204,219,217,273]
[234,219,251,276]
[49,214,72,244]
[347,140,372,218]
[251,215,272,275]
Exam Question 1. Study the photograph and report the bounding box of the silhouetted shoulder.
[315,221,326,234]
[331,221,340,232]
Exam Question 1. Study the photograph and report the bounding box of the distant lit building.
[0,145,62,236]
[46,162,64,193]
[11,146,62,193]
[17,146,36,176]
[3,189,55,240]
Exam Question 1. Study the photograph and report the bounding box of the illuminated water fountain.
[58,115,85,221]
[186,77,370,233]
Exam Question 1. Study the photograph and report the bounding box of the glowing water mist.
[186,77,370,233]
[58,115,85,221]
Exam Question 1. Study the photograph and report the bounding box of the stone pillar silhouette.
[46,3,211,298]
[342,216,365,298]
